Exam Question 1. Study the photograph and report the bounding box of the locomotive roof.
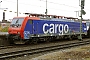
[24,13,78,21]
[13,13,79,22]
[13,16,40,20]
[25,13,78,19]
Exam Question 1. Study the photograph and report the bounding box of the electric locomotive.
[8,13,88,44]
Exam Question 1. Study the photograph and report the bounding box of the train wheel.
[68,35,72,40]
[32,38,38,44]
[9,38,14,44]
[46,37,51,42]
[46,39,50,42]
[29,39,33,44]
[7,38,14,45]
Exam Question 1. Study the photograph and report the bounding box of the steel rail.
[0,39,90,60]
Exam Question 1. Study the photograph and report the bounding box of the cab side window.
[29,20,33,24]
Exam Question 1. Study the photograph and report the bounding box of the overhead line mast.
[45,0,48,18]
[79,0,85,40]
[17,0,18,17]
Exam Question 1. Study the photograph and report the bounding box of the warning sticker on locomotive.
[24,31,30,39]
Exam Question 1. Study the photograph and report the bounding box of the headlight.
[18,32,20,34]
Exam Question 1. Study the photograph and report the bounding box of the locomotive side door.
[24,19,34,39]
[29,20,33,34]
[24,19,33,34]
[32,20,38,35]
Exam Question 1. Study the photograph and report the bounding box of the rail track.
[0,46,13,50]
[0,39,90,60]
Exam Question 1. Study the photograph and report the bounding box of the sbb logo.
[43,23,69,35]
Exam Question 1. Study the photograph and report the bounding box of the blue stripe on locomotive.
[24,20,87,39]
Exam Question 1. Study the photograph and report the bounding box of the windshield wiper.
[15,19,19,24]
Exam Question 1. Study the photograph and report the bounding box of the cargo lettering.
[43,23,69,35]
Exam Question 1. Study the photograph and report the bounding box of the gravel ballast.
[30,44,90,60]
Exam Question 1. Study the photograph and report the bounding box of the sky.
[0,0,89,21]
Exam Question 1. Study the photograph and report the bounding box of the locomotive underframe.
[7,32,87,44]
[7,34,25,44]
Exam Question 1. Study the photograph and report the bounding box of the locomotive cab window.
[10,18,24,27]
[29,20,33,24]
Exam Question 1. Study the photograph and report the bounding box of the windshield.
[10,18,24,27]
[11,18,24,24]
